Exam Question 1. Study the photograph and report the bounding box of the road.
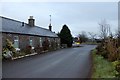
[2,45,96,78]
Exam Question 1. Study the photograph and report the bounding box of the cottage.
[1,16,60,57]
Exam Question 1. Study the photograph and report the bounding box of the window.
[40,37,42,47]
[48,38,51,47]
[29,36,35,49]
[13,36,19,48]
[29,36,33,46]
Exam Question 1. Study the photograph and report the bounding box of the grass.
[91,49,117,78]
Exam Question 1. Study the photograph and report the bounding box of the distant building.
[1,16,60,53]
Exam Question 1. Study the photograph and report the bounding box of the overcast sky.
[1,2,118,37]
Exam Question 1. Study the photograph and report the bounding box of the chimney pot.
[28,16,35,27]
[30,16,33,19]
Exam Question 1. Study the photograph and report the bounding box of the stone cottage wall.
[33,36,40,48]
[2,32,60,54]
[19,35,29,51]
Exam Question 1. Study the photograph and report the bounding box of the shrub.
[24,45,32,54]
[2,39,17,59]
[96,38,118,61]
[96,37,120,77]
[117,47,120,60]
[101,50,109,59]
[42,40,49,51]
[112,60,120,77]
[105,39,118,61]
[96,44,109,59]
[34,45,43,53]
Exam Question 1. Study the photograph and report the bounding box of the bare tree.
[88,32,97,42]
[115,30,120,38]
[78,31,88,43]
[98,19,111,40]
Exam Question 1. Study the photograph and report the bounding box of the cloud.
[1,2,118,36]
[1,0,119,2]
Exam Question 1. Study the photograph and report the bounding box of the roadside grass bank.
[91,49,117,78]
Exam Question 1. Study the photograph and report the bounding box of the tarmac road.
[2,45,97,78]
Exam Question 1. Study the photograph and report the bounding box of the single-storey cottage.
[1,16,60,56]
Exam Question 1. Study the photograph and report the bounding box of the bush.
[101,50,109,59]
[96,38,119,61]
[112,60,120,77]
[24,45,32,54]
[2,39,17,59]
[117,47,120,60]
[96,38,120,77]
[42,40,49,51]
[105,39,118,61]
[34,45,43,53]
[96,44,109,59]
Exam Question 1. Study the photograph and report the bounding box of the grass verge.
[91,49,117,78]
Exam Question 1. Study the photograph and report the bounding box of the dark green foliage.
[59,24,73,47]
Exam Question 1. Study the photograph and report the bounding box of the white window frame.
[13,36,19,48]
[29,36,34,49]
[40,37,42,47]
[13,36,20,51]
[48,38,51,47]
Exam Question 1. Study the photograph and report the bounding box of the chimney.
[28,16,35,27]
[49,24,52,31]
[49,15,52,31]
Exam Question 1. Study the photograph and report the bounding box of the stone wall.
[19,35,29,51]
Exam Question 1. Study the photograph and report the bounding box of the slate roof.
[0,16,58,38]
